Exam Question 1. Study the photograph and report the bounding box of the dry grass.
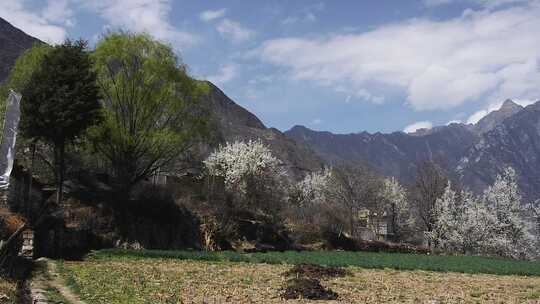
[59,258,540,304]
[0,278,17,304]
[0,206,25,237]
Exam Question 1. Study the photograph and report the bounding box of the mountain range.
[0,17,40,83]
[286,99,540,201]
[1,17,539,200]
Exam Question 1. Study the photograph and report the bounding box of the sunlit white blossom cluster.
[204,140,286,195]
[380,177,414,236]
[428,168,536,259]
[294,168,332,208]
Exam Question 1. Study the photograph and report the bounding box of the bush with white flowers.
[204,140,287,215]
[293,168,332,208]
[380,177,413,238]
[428,167,535,259]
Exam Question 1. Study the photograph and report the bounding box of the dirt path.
[29,258,86,304]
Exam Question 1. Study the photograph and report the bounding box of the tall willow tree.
[90,32,209,197]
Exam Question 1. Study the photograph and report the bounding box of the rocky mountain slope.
[286,100,540,201]
[286,123,479,182]
[0,18,40,83]
[458,101,540,201]
[201,82,323,178]
[474,99,524,135]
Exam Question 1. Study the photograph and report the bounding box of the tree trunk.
[26,142,36,221]
[391,203,397,239]
[54,142,65,205]
[349,206,355,237]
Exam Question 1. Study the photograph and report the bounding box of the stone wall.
[6,164,48,223]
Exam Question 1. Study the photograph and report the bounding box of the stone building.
[356,208,393,241]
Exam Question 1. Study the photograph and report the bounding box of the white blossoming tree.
[428,167,535,259]
[288,168,336,241]
[426,183,458,251]
[380,177,412,239]
[292,168,332,209]
[483,167,534,258]
[428,184,484,253]
[526,202,540,245]
[204,140,287,217]
[459,191,497,255]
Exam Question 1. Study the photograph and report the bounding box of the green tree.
[20,40,101,205]
[90,32,209,197]
[0,44,52,126]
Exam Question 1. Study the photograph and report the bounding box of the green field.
[92,249,540,277]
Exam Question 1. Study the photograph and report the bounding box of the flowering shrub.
[204,140,287,216]
[293,168,332,208]
[428,168,536,259]
[381,177,413,238]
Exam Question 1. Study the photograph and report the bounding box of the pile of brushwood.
[0,224,30,278]
[280,264,351,300]
[326,231,429,254]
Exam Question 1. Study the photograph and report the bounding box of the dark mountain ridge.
[458,101,540,200]
[286,99,540,201]
[286,122,479,182]
[0,18,41,83]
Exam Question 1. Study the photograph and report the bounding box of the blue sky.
[1,0,540,134]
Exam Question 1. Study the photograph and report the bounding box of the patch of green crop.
[523,284,540,300]
[89,249,540,277]
[45,287,70,304]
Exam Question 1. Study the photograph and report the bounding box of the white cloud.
[85,0,198,49]
[282,2,323,25]
[282,12,317,25]
[281,16,300,25]
[312,118,322,125]
[244,87,259,100]
[255,2,540,111]
[217,19,255,42]
[404,121,433,133]
[447,119,462,125]
[513,98,537,107]
[42,0,74,26]
[305,13,317,22]
[248,75,275,85]
[207,64,238,86]
[341,88,385,104]
[424,0,532,8]
[423,0,454,6]
[0,0,68,43]
[467,109,489,124]
[200,9,227,22]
